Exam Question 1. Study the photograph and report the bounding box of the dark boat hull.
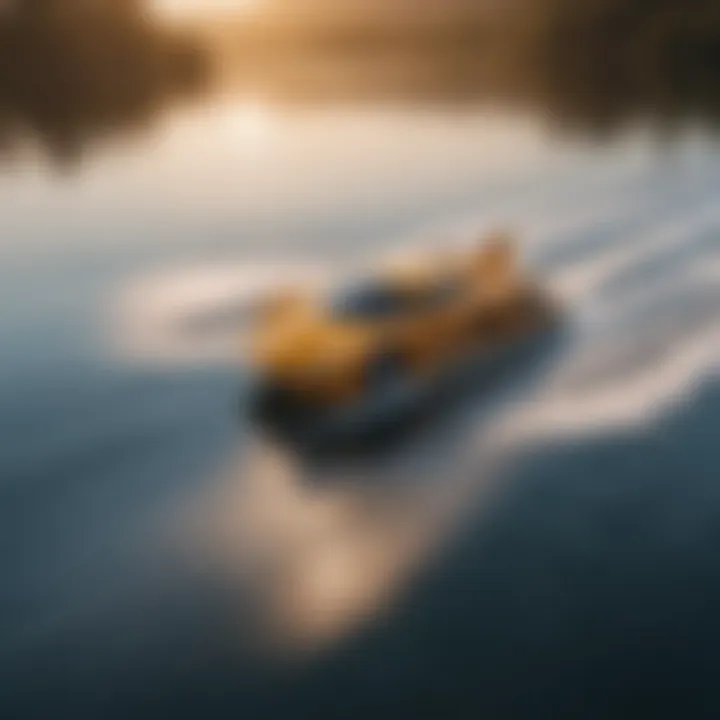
[247,293,566,457]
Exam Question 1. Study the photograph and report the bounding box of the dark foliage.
[0,0,209,164]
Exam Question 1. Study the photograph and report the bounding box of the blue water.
[0,103,718,719]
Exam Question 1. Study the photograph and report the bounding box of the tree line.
[0,0,208,163]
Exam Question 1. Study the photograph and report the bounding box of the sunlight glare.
[153,0,262,20]
[223,101,277,146]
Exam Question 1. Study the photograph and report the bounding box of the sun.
[152,0,263,20]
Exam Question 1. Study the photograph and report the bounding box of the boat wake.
[110,170,720,654]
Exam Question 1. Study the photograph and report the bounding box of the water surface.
[2,95,719,718]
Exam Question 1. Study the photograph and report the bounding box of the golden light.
[152,0,263,20]
[223,101,277,146]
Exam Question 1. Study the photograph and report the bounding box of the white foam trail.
[693,256,720,284]
[550,201,720,304]
[510,200,720,445]
[493,323,719,448]
[113,261,334,364]
[110,181,720,367]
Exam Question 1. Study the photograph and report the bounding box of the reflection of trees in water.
[3,0,720,162]
[215,1,720,137]
[0,1,208,165]
[538,0,720,134]
[213,19,538,107]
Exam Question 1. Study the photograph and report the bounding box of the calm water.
[1,97,719,719]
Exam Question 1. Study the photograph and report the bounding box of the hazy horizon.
[154,0,508,25]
